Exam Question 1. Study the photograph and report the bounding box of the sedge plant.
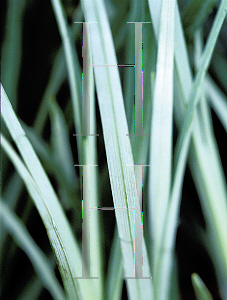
[1,0,227,299]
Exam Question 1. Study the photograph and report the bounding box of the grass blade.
[149,1,227,299]
[182,0,217,37]
[50,2,104,296]
[49,97,79,209]
[170,1,227,297]
[81,26,104,298]
[0,200,66,300]
[1,133,81,299]
[34,5,83,134]
[172,2,227,297]
[173,0,227,174]
[1,0,26,108]
[106,227,124,300]
[1,84,97,300]
[50,0,83,160]
[172,1,227,283]
[205,75,227,132]
[17,276,43,300]
[81,0,154,298]
[191,273,213,300]
[148,0,175,298]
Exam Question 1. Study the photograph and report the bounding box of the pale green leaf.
[0,200,66,300]
[1,84,97,300]
[81,0,154,298]
[148,0,175,298]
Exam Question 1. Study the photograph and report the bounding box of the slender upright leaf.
[81,0,154,299]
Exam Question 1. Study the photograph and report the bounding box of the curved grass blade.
[1,5,83,252]
[1,134,80,300]
[1,4,83,240]
[1,84,97,300]
[0,200,66,300]
[0,172,24,255]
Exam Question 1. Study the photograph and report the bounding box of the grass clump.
[1,0,227,299]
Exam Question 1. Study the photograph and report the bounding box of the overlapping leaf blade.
[0,200,66,300]
[1,84,97,300]
[81,0,154,299]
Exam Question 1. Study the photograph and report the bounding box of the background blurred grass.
[1,0,227,299]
